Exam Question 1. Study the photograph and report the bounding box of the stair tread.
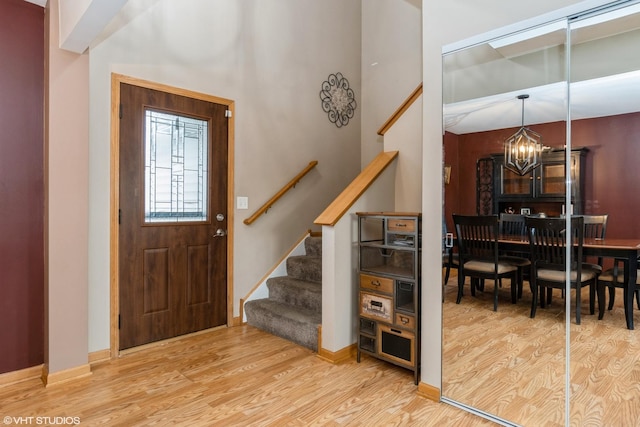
[267,276,321,292]
[246,299,321,324]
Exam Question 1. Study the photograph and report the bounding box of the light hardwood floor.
[443,274,640,426]
[1,326,490,427]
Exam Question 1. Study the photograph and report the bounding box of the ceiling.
[444,70,640,134]
[444,5,640,135]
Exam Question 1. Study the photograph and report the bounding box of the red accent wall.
[0,0,44,374]
[444,112,640,239]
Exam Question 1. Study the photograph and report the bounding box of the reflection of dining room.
[442,274,640,426]
[441,3,640,426]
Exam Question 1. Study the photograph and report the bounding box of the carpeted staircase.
[244,236,322,351]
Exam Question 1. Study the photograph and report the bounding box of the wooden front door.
[118,83,228,350]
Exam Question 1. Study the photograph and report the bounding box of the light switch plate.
[237,196,249,210]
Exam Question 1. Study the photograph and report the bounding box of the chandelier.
[504,94,543,176]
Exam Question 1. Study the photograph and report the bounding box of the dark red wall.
[0,0,44,374]
[445,112,640,239]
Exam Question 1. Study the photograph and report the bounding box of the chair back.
[499,213,527,238]
[525,216,585,274]
[581,214,608,239]
[453,214,499,264]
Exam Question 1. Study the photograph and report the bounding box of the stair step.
[286,255,322,283]
[305,236,322,257]
[244,299,321,351]
[267,276,322,312]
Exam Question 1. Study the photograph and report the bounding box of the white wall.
[87,0,362,352]
[46,0,90,374]
[420,0,618,393]
[361,0,422,168]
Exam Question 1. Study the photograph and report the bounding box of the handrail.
[314,151,399,226]
[377,83,423,136]
[244,160,318,225]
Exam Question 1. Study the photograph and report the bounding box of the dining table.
[496,235,640,330]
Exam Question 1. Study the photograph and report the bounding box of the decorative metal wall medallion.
[319,72,356,128]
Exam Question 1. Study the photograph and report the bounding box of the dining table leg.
[625,254,637,330]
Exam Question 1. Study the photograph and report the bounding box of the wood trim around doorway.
[109,73,235,358]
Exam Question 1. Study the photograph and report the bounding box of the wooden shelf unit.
[356,212,421,384]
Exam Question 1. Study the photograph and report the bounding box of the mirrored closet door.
[441,1,640,425]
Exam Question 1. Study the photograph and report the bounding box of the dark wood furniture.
[525,216,600,324]
[498,235,640,329]
[491,148,588,216]
[356,212,421,384]
[453,214,519,311]
[498,213,531,299]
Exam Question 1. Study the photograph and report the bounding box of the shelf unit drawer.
[359,273,393,294]
[359,335,376,353]
[359,292,393,322]
[395,313,415,329]
[387,218,416,233]
[378,324,415,368]
[359,317,377,335]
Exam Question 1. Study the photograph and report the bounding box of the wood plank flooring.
[1,326,489,426]
[443,274,640,426]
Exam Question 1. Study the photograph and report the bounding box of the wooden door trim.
[109,73,235,358]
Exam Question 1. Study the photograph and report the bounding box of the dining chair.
[548,214,608,304]
[582,214,608,240]
[453,214,519,311]
[596,259,640,321]
[499,213,531,299]
[525,216,600,324]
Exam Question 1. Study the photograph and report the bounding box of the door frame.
[109,73,235,357]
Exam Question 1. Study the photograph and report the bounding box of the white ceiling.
[444,5,640,135]
[444,70,640,134]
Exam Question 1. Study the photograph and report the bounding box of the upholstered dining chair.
[596,259,640,321]
[548,214,608,304]
[499,213,531,299]
[583,214,608,266]
[453,214,519,311]
[525,216,600,324]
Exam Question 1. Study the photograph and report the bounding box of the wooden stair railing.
[376,83,422,136]
[244,160,318,225]
[314,151,399,226]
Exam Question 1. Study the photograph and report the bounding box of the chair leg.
[608,287,615,310]
[530,282,538,318]
[589,281,596,315]
[636,290,640,310]
[575,286,581,325]
[597,282,606,320]
[493,280,499,311]
[456,273,464,304]
[443,264,451,286]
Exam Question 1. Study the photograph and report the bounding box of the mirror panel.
[442,21,569,425]
[568,4,640,424]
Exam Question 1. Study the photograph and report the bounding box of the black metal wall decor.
[319,72,356,128]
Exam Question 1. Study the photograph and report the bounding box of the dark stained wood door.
[119,83,228,350]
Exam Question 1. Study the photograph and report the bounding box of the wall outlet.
[237,196,249,210]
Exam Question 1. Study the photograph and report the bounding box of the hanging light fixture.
[504,94,543,176]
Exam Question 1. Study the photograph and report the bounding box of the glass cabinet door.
[538,161,565,196]
[500,165,534,197]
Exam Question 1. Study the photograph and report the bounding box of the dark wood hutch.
[477,147,588,217]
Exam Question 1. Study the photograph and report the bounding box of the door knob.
[213,228,227,238]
